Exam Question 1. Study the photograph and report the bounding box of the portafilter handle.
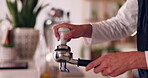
[77,58,93,67]
[68,58,93,67]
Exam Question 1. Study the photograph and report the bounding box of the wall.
[0,0,87,59]
[48,0,84,23]
[47,0,87,58]
[0,0,8,19]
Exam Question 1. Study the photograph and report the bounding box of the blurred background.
[0,0,138,78]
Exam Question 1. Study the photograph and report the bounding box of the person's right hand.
[53,23,92,41]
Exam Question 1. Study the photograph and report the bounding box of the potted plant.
[6,0,48,59]
[0,29,16,63]
[0,44,16,63]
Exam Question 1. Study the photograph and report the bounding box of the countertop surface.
[0,60,40,78]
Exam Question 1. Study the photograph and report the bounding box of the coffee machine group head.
[54,27,93,72]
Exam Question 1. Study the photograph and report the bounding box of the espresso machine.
[54,27,93,72]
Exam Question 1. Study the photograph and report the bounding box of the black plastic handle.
[77,58,93,67]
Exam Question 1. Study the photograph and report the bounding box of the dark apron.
[137,0,148,77]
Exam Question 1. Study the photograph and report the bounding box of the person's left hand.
[86,52,146,77]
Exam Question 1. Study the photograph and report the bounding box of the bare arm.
[86,52,147,77]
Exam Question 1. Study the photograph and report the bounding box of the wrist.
[82,24,92,38]
[128,52,147,69]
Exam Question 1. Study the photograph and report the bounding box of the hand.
[53,23,92,41]
[86,52,147,77]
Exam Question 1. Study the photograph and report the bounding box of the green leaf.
[6,0,49,28]
[28,0,38,12]
[35,4,49,16]
[6,0,18,27]
[2,44,14,48]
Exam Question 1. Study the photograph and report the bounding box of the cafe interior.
[0,0,138,78]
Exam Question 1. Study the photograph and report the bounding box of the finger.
[64,30,75,40]
[93,63,109,74]
[109,68,126,77]
[58,23,74,30]
[102,67,113,76]
[53,23,69,40]
[53,26,60,40]
[86,58,102,71]
[53,23,75,40]
[67,38,71,42]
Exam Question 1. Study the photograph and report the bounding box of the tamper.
[54,27,93,72]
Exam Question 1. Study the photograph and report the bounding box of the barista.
[53,0,148,77]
